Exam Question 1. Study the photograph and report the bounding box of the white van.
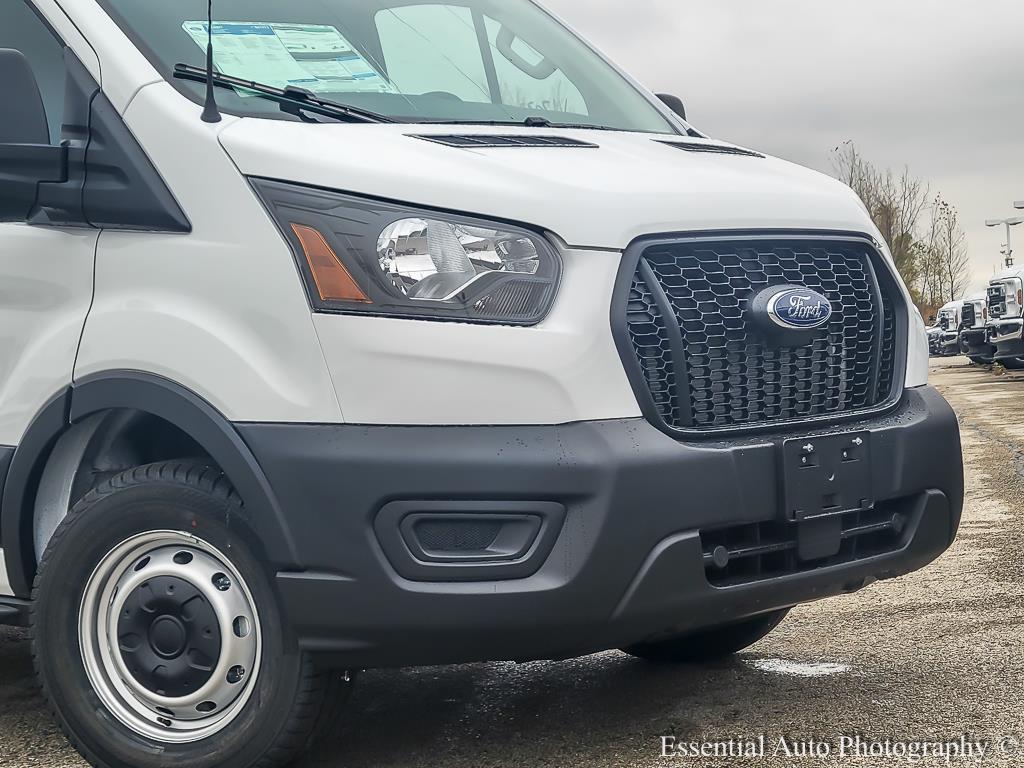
[1,2,964,767]
[986,266,1024,366]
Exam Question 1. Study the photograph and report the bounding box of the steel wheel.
[79,530,262,743]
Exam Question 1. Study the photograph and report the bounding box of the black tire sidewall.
[33,479,303,768]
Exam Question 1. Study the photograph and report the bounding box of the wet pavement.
[2,357,1021,767]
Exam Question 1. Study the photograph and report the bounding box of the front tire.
[32,460,352,768]
[622,609,790,663]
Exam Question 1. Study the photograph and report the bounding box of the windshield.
[95,0,677,134]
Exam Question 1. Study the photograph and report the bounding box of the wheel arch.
[1,371,299,597]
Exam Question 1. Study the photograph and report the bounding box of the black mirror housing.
[0,48,51,144]
[656,93,687,122]
[0,48,67,221]
[0,143,68,221]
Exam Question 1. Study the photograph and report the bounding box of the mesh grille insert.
[626,272,682,426]
[622,237,902,433]
[414,521,501,552]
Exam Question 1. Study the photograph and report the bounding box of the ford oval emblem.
[767,287,833,330]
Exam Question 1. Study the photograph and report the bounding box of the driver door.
[0,0,97,447]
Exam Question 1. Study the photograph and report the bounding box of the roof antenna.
[201,0,222,123]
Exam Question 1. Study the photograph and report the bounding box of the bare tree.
[831,141,930,294]
[935,197,970,303]
[916,195,947,312]
[831,142,974,316]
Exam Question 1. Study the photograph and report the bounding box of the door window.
[0,0,66,143]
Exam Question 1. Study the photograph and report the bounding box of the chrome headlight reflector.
[253,179,560,325]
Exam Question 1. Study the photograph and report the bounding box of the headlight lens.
[253,179,560,325]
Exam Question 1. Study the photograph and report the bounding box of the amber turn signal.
[290,223,371,304]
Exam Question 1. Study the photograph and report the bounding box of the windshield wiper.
[173,64,394,124]
[423,117,619,131]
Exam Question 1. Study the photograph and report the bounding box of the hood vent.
[411,134,598,149]
[658,140,764,158]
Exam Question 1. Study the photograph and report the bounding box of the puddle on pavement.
[746,659,852,678]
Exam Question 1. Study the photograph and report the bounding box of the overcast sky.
[544,0,1024,293]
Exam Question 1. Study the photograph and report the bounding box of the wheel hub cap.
[150,616,187,658]
[118,575,222,697]
[79,532,261,743]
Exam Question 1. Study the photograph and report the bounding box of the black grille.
[411,134,598,149]
[622,237,901,433]
[961,302,976,329]
[988,286,1006,318]
[701,505,907,587]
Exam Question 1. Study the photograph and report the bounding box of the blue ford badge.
[767,287,833,329]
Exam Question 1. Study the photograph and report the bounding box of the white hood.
[990,267,1024,283]
[219,122,875,250]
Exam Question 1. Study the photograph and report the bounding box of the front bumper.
[938,332,961,355]
[990,319,1024,361]
[239,386,962,668]
[960,328,995,360]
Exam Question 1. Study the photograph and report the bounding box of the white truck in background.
[933,300,964,357]
[986,267,1024,368]
[958,292,993,364]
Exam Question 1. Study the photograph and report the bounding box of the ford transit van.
[0,1,964,766]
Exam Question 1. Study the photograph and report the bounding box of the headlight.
[252,179,560,325]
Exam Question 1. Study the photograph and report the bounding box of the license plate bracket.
[782,431,873,522]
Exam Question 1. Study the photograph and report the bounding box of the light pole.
[986,216,1024,267]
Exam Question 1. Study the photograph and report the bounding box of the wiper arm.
[173,64,394,124]
[422,117,616,131]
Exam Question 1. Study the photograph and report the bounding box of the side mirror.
[656,93,687,122]
[0,48,68,222]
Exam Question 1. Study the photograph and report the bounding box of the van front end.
[231,163,964,665]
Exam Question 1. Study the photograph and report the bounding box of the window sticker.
[183,21,395,95]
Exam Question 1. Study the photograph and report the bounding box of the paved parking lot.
[1,357,1021,767]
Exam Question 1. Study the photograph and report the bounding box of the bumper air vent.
[701,505,909,587]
